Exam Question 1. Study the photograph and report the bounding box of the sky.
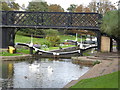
[15,0,119,10]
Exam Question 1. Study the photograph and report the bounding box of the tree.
[27,1,49,11]
[0,2,11,11]
[100,10,120,51]
[48,4,64,12]
[84,7,91,12]
[45,29,60,47]
[74,5,84,12]
[25,1,49,36]
[67,4,77,12]
[0,1,19,11]
[88,1,97,12]
[88,0,116,14]
[10,2,19,10]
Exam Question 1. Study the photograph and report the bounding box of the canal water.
[0,58,90,88]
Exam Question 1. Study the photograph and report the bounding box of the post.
[80,50,83,56]
[96,31,101,51]
[0,28,2,49]
[29,34,33,54]
[110,37,113,52]
[41,13,44,26]
[67,13,72,27]
[30,47,33,54]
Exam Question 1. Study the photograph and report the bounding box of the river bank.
[64,52,119,88]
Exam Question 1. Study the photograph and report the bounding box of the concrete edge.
[0,55,34,61]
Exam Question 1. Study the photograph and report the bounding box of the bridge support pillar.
[96,31,101,51]
[0,27,15,48]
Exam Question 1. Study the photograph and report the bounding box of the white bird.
[47,66,53,75]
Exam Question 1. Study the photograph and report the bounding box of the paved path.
[64,52,119,88]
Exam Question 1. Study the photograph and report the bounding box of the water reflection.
[1,58,90,88]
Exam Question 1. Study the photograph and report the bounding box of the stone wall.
[101,36,111,52]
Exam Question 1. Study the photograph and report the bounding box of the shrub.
[45,29,60,47]
[93,60,100,65]
[46,35,60,47]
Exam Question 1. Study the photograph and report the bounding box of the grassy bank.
[15,34,84,44]
[71,71,119,88]
[1,48,30,56]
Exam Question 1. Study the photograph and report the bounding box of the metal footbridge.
[0,11,101,50]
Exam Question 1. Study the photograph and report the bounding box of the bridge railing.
[0,11,101,29]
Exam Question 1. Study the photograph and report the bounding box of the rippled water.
[1,58,90,88]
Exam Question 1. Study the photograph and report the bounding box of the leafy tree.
[74,5,91,12]
[45,29,60,47]
[0,1,19,11]
[88,1,97,13]
[10,2,19,10]
[23,1,49,36]
[27,1,49,11]
[0,2,11,10]
[100,10,120,51]
[88,0,116,14]
[84,7,91,12]
[67,4,77,12]
[74,5,84,12]
[48,4,64,12]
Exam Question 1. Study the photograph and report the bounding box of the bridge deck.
[0,11,101,30]
[0,25,99,30]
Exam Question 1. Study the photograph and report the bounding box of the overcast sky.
[15,0,119,10]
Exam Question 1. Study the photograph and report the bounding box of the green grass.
[1,51,21,56]
[44,45,75,51]
[1,48,30,56]
[15,34,85,44]
[71,71,119,88]
[60,35,85,42]
[15,34,47,45]
[83,49,93,56]
[17,48,30,54]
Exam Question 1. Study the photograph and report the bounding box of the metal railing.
[0,11,101,30]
